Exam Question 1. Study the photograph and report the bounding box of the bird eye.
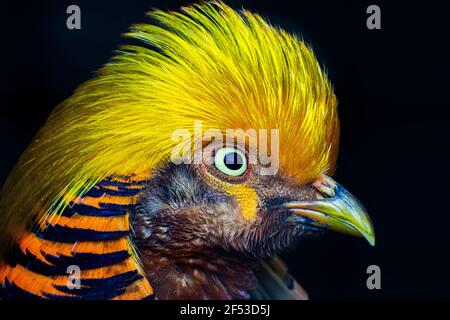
[213,147,247,176]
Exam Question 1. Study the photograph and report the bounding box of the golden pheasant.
[0,1,374,300]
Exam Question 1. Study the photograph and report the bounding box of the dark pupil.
[224,152,243,171]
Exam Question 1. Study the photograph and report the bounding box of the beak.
[281,175,375,246]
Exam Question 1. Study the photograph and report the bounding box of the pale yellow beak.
[282,175,375,246]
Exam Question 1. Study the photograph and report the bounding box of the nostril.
[312,176,336,198]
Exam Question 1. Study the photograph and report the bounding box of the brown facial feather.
[133,203,257,299]
[132,163,322,299]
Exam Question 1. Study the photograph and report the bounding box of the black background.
[1,0,449,299]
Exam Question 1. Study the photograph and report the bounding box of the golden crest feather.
[0,1,338,257]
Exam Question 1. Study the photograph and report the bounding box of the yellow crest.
[0,1,338,257]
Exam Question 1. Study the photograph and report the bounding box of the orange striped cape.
[0,175,154,300]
